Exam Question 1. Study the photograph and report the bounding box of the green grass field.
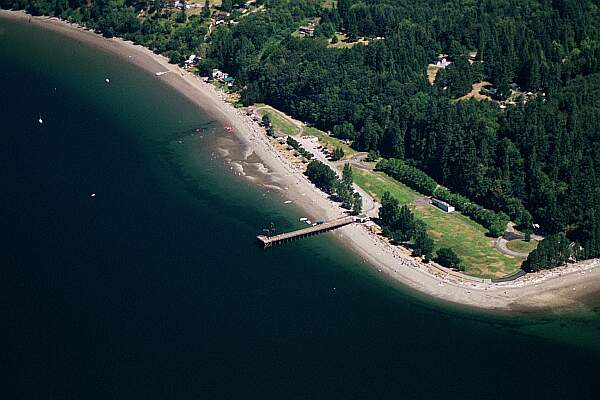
[506,239,538,254]
[353,168,523,278]
[256,107,301,136]
[353,168,417,204]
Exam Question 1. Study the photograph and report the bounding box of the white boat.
[305,220,312,225]
[38,116,43,124]
[284,200,292,204]
[105,78,110,83]
[299,217,308,221]
[155,71,169,76]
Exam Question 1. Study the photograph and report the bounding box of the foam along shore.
[3,9,599,313]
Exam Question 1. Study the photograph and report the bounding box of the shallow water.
[2,16,599,399]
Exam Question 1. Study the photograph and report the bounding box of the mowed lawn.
[353,168,523,278]
[256,107,301,136]
[353,168,417,204]
[506,239,538,254]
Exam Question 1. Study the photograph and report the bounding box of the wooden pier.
[257,216,356,248]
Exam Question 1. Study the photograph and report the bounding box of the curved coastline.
[3,9,599,313]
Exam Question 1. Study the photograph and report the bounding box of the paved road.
[302,142,546,262]
[495,237,528,258]
[297,137,378,217]
[495,222,543,258]
[506,222,544,241]
[299,134,545,262]
[342,153,372,171]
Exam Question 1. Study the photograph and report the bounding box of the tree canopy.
[7,0,600,270]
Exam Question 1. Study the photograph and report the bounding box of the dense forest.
[2,0,599,268]
[203,0,600,267]
[1,0,212,64]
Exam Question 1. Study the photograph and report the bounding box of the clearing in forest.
[321,0,336,9]
[250,102,524,278]
[327,32,370,48]
[352,168,524,278]
[427,64,441,85]
[455,80,494,102]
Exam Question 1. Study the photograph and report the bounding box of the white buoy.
[105,78,110,83]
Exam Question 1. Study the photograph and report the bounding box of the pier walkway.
[257,216,360,247]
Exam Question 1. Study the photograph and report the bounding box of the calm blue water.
[2,17,600,399]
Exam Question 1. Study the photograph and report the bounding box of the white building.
[432,198,455,213]
[173,1,190,9]
[435,58,451,68]
[212,69,229,80]
[184,54,198,66]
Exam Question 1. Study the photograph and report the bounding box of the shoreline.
[3,9,599,313]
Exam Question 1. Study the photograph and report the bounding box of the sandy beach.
[3,9,599,313]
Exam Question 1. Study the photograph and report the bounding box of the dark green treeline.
[3,0,599,266]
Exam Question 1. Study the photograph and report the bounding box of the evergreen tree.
[522,233,572,272]
[331,147,345,161]
[334,180,353,209]
[177,0,187,23]
[342,163,353,188]
[352,192,362,215]
[221,0,232,13]
[413,223,434,260]
[435,248,463,270]
[202,0,210,18]
[379,192,400,229]
[395,205,415,242]
[305,160,337,193]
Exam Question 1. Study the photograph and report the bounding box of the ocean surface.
[2,17,600,399]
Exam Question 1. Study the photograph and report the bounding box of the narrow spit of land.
[3,10,598,313]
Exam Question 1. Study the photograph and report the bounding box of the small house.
[299,25,316,37]
[213,11,230,19]
[173,0,190,9]
[184,54,199,66]
[223,76,235,87]
[212,69,228,81]
[435,58,451,68]
[432,198,455,213]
